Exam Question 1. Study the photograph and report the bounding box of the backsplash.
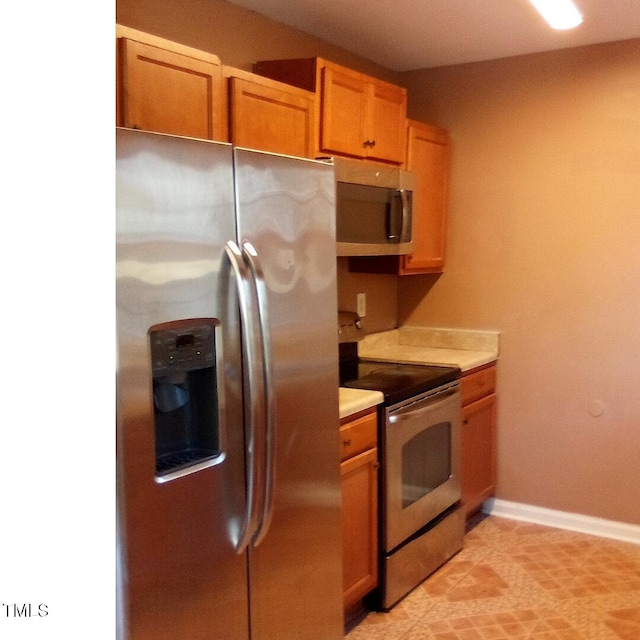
[336,258,398,334]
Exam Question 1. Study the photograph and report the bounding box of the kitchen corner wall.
[400,40,640,526]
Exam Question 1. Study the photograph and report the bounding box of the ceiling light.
[529,0,583,30]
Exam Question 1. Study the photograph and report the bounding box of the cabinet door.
[400,121,450,274]
[118,38,225,141]
[320,65,368,157]
[228,75,314,158]
[341,447,378,610]
[460,393,497,516]
[365,81,406,164]
[254,57,406,164]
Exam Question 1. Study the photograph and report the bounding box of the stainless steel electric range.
[339,339,465,610]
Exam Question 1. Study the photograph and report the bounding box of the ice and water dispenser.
[149,319,220,480]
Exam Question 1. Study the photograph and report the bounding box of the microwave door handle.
[386,200,394,240]
[241,241,276,548]
[386,198,400,241]
[225,240,262,554]
[386,191,405,241]
[399,189,410,243]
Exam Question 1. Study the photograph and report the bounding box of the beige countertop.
[357,326,499,373]
[338,387,384,420]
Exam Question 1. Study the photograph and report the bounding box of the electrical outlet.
[357,292,367,317]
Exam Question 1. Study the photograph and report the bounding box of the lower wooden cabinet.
[339,409,378,611]
[460,365,497,517]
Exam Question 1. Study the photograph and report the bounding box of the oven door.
[383,383,461,552]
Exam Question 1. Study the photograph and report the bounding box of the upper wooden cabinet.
[347,119,451,275]
[400,121,450,274]
[223,67,315,158]
[116,25,226,142]
[254,57,407,164]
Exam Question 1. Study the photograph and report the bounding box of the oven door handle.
[388,387,458,424]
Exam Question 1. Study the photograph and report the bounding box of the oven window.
[401,421,451,508]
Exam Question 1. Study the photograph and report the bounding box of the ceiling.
[225,0,640,71]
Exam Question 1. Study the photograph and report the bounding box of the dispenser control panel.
[150,321,216,375]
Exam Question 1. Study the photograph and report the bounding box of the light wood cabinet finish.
[460,365,497,517]
[224,67,315,158]
[339,409,378,610]
[340,410,377,461]
[364,77,407,164]
[460,366,497,407]
[400,121,451,274]
[320,64,370,159]
[346,118,451,276]
[254,57,407,164]
[116,25,226,142]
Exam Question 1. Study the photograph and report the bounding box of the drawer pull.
[343,439,352,447]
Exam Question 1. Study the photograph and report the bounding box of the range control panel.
[150,320,216,375]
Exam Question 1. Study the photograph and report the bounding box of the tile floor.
[345,514,640,640]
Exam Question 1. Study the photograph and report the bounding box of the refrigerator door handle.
[241,241,276,547]
[225,240,263,554]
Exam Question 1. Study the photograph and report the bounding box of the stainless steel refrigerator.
[116,128,343,640]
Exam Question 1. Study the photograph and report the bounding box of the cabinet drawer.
[461,365,496,406]
[339,412,377,461]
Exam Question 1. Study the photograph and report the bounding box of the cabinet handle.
[363,139,376,148]
[343,439,351,446]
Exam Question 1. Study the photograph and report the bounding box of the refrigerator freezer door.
[116,129,250,640]
[234,149,344,640]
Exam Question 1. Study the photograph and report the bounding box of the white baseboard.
[482,498,640,546]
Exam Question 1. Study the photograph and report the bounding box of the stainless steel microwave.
[333,157,415,256]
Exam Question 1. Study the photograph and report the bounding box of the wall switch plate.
[357,292,367,317]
